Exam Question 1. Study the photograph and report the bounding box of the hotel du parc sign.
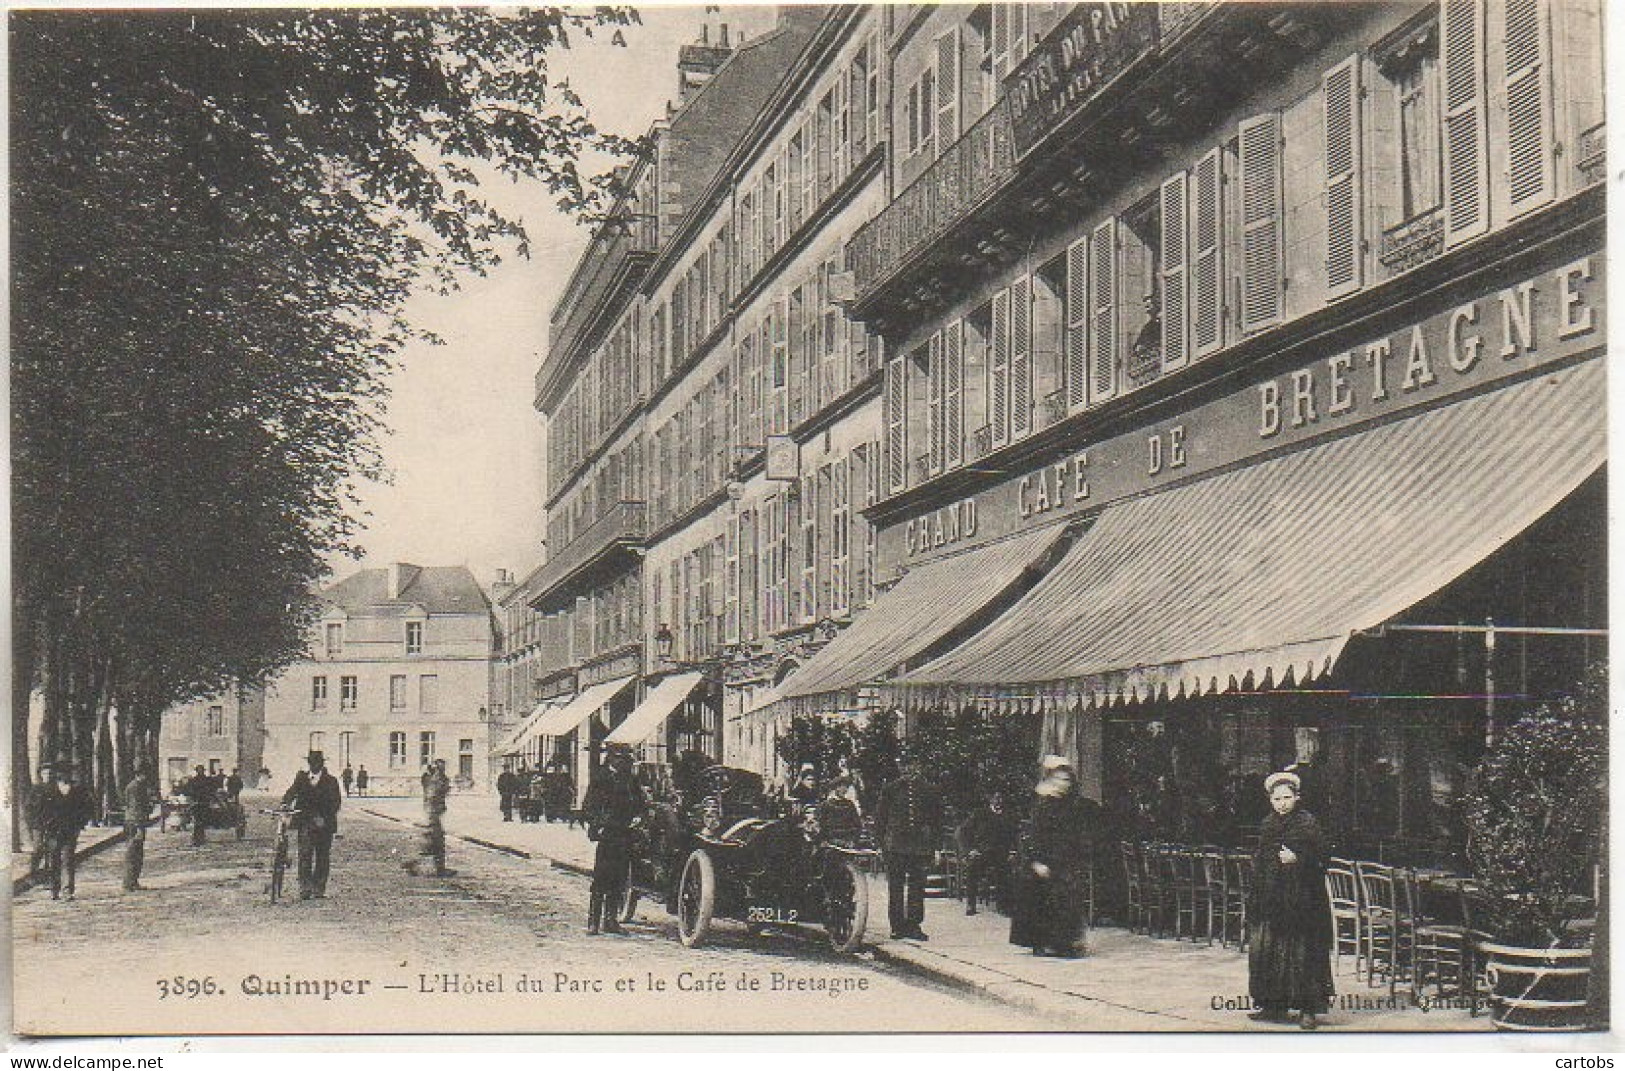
[889,253,1603,564]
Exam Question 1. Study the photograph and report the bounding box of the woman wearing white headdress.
[1246,770,1334,1029]
[1009,755,1098,957]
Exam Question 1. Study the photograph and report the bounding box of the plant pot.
[1477,941,1596,1031]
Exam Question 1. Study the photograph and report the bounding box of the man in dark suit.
[37,763,95,900]
[281,750,342,899]
[875,750,944,941]
[182,764,215,846]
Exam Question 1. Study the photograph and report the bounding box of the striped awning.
[604,672,703,747]
[903,361,1605,704]
[775,523,1073,700]
[533,675,635,739]
[495,698,566,756]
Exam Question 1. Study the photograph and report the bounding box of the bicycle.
[263,807,299,904]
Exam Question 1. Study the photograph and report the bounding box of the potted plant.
[1463,665,1607,1031]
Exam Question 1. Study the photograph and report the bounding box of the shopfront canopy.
[496,699,565,756]
[603,672,704,747]
[904,361,1606,704]
[533,675,635,739]
[776,523,1073,700]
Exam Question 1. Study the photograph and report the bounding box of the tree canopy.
[11,8,637,821]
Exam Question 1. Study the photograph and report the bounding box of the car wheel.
[677,849,716,949]
[825,860,869,954]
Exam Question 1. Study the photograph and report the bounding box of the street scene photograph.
[10,0,1611,1043]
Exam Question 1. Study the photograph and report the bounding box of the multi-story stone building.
[769,0,1605,851]
[263,563,496,795]
[528,2,1605,844]
[158,685,266,791]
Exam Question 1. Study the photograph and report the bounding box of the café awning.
[603,672,704,747]
[903,360,1605,704]
[495,699,565,756]
[776,523,1073,700]
[533,675,635,739]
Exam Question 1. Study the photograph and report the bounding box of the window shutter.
[850,445,871,606]
[943,320,965,470]
[798,483,816,625]
[1009,276,1033,441]
[935,27,961,158]
[992,4,1010,82]
[1159,170,1190,372]
[1011,4,1030,67]
[1442,0,1490,245]
[724,514,740,645]
[866,33,882,152]
[884,349,908,495]
[927,332,944,476]
[1065,237,1090,412]
[1503,0,1554,218]
[990,287,1011,448]
[1088,217,1118,405]
[815,465,833,617]
[772,299,789,435]
[1323,56,1364,301]
[1238,112,1283,334]
[1191,148,1225,359]
[849,48,867,159]
[832,73,849,182]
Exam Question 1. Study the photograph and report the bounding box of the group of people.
[339,763,370,797]
[25,763,97,900]
[178,764,244,845]
[495,762,573,824]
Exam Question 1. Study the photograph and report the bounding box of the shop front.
[868,241,1605,863]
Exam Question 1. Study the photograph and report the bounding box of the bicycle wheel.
[269,835,287,904]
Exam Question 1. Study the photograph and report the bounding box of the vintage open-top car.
[627,763,873,953]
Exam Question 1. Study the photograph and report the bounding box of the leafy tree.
[11,8,636,839]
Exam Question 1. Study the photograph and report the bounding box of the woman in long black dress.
[1010,755,1096,957]
[1247,770,1335,1029]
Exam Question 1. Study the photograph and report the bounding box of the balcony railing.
[529,500,647,613]
[1577,122,1606,187]
[535,225,656,412]
[1378,206,1444,273]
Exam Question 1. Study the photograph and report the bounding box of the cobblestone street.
[13,794,1057,1036]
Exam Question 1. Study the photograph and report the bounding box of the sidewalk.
[12,825,127,894]
[360,792,1489,1032]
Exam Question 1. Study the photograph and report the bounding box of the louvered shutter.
[1238,112,1283,334]
[927,333,944,476]
[1190,148,1225,359]
[850,446,871,606]
[1442,0,1490,245]
[943,320,965,470]
[866,33,882,151]
[1012,5,1030,66]
[1065,238,1089,412]
[1323,56,1364,301]
[1088,218,1118,405]
[1009,276,1033,441]
[935,27,960,158]
[849,48,868,159]
[884,349,907,495]
[992,4,1010,81]
[724,514,740,645]
[1160,170,1190,372]
[990,288,1011,448]
[1503,0,1554,218]
[799,482,816,625]
[741,509,758,642]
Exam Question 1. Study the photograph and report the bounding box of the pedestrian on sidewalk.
[226,768,244,802]
[281,750,342,899]
[407,759,456,877]
[497,767,517,822]
[1246,771,1334,1030]
[957,790,1017,916]
[582,745,644,935]
[1011,756,1096,957]
[38,764,95,900]
[121,767,156,892]
[182,765,214,846]
[355,766,369,797]
[875,750,942,941]
[26,764,53,877]
[341,764,354,797]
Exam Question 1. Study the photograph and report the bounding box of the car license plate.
[746,906,799,924]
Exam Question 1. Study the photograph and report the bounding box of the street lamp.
[654,623,675,664]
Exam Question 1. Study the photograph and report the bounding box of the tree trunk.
[11,610,39,852]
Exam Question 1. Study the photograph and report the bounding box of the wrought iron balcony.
[1577,122,1606,187]
[528,501,647,614]
[534,224,656,413]
[848,2,1357,331]
[969,424,994,461]
[1378,206,1444,273]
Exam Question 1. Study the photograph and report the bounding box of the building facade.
[263,563,497,794]
[158,684,266,791]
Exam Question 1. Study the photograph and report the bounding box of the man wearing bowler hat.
[281,750,342,899]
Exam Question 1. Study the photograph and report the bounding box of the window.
[830,458,851,616]
[406,621,423,654]
[389,731,408,769]
[325,622,343,657]
[390,674,407,710]
[311,675,328,710]
[419,732,436,769]
[458,739,474,781]
[419,675,439,714]
[340,675,358,710]
[206,706,224,737]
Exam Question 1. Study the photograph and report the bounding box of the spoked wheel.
[676,849,716,948]
[269,840,288,905]
[824,859,869,953]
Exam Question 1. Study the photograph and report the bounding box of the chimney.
[387,563,404,600]
[676,20,735,106]
[491,569,516,605]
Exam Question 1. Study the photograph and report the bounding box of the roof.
[320,564,491,617]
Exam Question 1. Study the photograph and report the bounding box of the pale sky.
[342,5,781,589]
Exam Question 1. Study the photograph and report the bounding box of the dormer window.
[406,620,424,655]
[325,622,343,657]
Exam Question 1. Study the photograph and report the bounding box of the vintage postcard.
[10,0,1609,1040]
